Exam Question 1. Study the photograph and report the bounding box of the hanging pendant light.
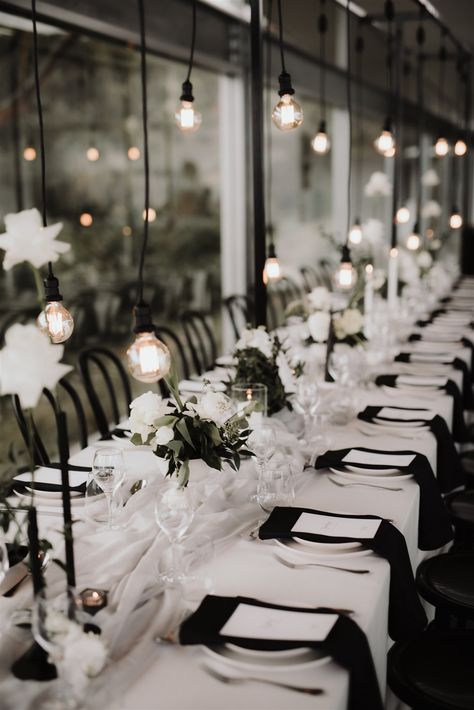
[434,34,448,157]
[374,117,396,156]
[374,2,396,157]
[396,206,410,224]
[127,0,170,383]
[434,136,449,157]
[454,138,467,156]
[312,2,330,153]
[272,0,303,131]
[175,0,201,132]
[449,206,463,230]
[263,242,282,284]
[30,0,74,344]
[333,245,357,292]
[348,218,362,245]
[406,222,421,251]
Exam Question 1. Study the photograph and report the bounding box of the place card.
[396,375,447,387]
[414,341,462,352]
[409,353,453,363]
[14,467,88,488]
[378,407,432,421]
[342,449,416,467]
[291,511,381,539]
[220,602,338,642]
[178,379,226,393]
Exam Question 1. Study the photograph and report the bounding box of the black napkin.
[315,447,453,551]
[358,406,466,492]
[394,354,473,410]
[461,337,474,376]
[6,543,28,568]
[180,594,383,710]
[375,374,468,443]
[259,506,427,642]
[12,464,89,495]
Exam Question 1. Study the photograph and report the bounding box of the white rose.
[362,218,385,246]
[235,327,273,359]
[276,351,297,394]
[364,171,392,197]
[129,391,171,443]
[417,251,433,269]
[62,630,107,678]
[152,425,174,446]
[190,391,235,426]
[306,286,331,312]
[422,200,441,219]
[307,311,330,343]
[421,169,440,187]
[337,309,363,336]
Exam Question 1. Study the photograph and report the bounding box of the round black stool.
[445,489,474,549]
[416,552,474,627]
[388,629,474,710]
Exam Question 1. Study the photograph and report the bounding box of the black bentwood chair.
[222,295,253,341]
[154,325,192,397]
[388,629,474,710]
[416,553,474,628]
[11,378,88,467]
[444,489,474,550]
[180,310,218,375]
[78,346,132,439]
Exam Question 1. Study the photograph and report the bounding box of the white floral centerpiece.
[230,327,302,416]
[129,374,251,487]
[0,208,69,272]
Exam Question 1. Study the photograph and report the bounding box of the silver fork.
[274,553,370,574]
[327,474,403,492]
[203,664,325,696]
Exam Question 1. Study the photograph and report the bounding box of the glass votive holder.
[231,383,267,429]
[78,588,108,616]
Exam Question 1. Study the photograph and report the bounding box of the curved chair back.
[11,377,88,466]
[181,310,218,375]
[154,325,192,397]
[78,347,132,438]
[223,295,253,340]
[300,266,321,292]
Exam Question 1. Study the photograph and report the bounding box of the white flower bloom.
[398,249,420,285]
[0,208,69,271]
[0,323,72,409]
[235,327,273,359]
[190,390,235,426]
[364,171,392,197]
[362,218,385,246]
[417,251,433,269]
[62,629,107,678]
[152,425,174,446]
[422,200,442,219]
[307,311,330,343]
[421,169,440,187]
[306,286,331,312]
[276,351,297,394]
[129,391,171,443]
[335,309,363,337]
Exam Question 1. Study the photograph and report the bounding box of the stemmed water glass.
[154,484,194,587]
[91,448,125,529]
[256,464,294,519]
[293,379,321,445]
[0,537,9,587]
[247,426,277,474]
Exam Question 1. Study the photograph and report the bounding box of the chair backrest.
[154,325,192,396]
[11,377,88,466]
[78,347,132,438]
[223,295,253,340]
[300,266,320,292]
[180,310,218,375]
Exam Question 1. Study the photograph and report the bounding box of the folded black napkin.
[259,506,427,642]
[394,354,473,410]
[461,337,474,376]
[375,374,468,443]
[358,406,466,492]
[180,594,383,710]
[6,543,28,568]
[315,447,453,551]
[101,427,131,441]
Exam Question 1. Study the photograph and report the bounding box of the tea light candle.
[79,588,107,615]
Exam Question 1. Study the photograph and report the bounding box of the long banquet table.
[1,277,473,710]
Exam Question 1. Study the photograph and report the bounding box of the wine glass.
[154,484,194,587]
[92,448,125,529]
[293,379,321,445]
[256,464,294,516]
[247,426,277,473]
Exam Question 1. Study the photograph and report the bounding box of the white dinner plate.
[202,643,330,671]
[293,536,361,551]
[372,418,428,429]
[274,537,372,559]
[329,467,412,483]
[344,464,400,476]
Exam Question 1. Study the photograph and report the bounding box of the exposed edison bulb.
[37,302,74,344]
[333,260,357,292]
[311,122,330,154]
[454,139,467,157]
[272,94,303,132]
[86,147,100,162]
[406,231,421,251]
[450,209,463,229]
[385,145,396,157]
[348,220,362,245]
[263,257,281,284]
[128,146,141,161]
[374,119,395,156]
[126,331,171,383]
[396,206,410,224]
[175,100,202,133]
[434,136,449,157]
[23,146,37,161]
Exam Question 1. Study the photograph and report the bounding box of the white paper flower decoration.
[421,169,440,187]
[0,323,72,408]
[0,208,69,271]
[362,218,385,246]
[422,200,442,219]
[364,172,392,198]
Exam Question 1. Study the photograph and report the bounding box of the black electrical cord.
[136,0,150,306]
[415,11,425,228]
[345,0,352,246]
[185,0,197,84]
[266,0,274,239]
[355,26,364,217]
[438,29,447,118]
[385,0,395,120]
[276,0,286,73]
[31,0,53,278]
[318,0,327,124]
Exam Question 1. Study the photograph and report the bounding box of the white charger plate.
[372,417,429,429]
[202,643,330,671]
[329,467,412,483]
[343,464,400,476]
[274,537,371,558]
